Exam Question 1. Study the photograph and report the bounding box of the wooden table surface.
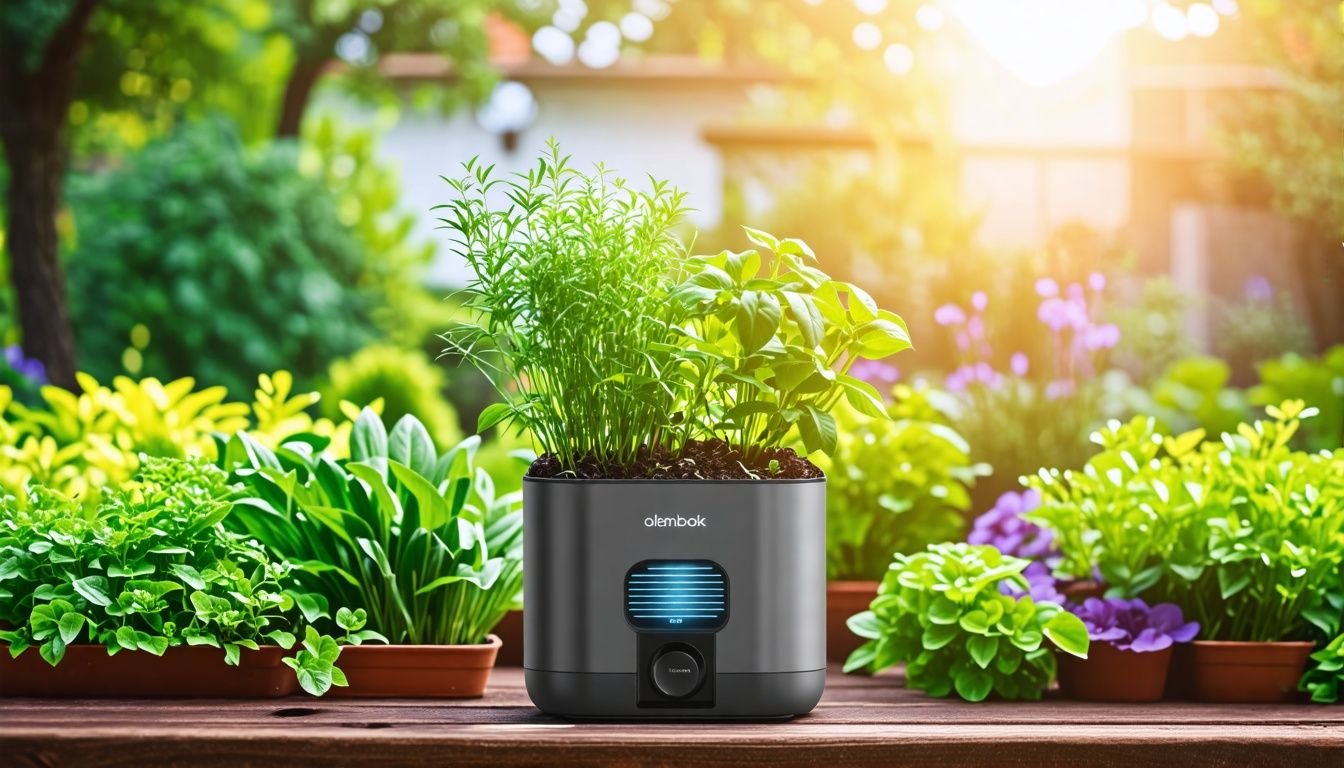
[2,665,1341,767]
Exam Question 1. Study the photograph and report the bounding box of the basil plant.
[845,543,1089,702]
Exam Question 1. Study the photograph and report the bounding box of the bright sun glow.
[949,0,1145,87]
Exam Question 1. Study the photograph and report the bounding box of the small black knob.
[650,649,702,698]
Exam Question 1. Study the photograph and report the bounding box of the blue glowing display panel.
[623,560,729,632]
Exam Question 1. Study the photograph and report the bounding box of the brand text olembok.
[643,514,707,528]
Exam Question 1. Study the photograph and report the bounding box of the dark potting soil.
[526,439,823,480]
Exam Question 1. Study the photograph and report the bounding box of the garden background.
[2,0,1341,549]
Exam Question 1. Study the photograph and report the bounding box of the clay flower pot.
[328,635,502,698]
[1189,640,1315,703]
[494,609,525,667]
[0,644,295,698]
[826,580,878,664]
[1057,642,1172,702]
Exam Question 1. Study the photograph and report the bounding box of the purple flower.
[945,364,974,393]
[1010,352,1029,377]
[968,489,1053,559]
[1045,378,1076,400]
[954,331,970,351]
[1088,272,1107,293]
[966,314,985,341]
[971,291,988,312]
[850,358,901,388]
[1066,282,1085,301]
[1082,323,1121,351]
[3,345,47,386]
[1070,598,1200,653]
[1001,560,1065,605]
[1244,274,1273,303]
[1037,297,1088,332]
[935,303,966,327]
[1035,277,1059,298]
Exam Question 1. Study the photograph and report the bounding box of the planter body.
[0,644,294,698]
[524,478,827,719]
[328,636,501,698]
[494,609,525,667]
[1057,643,1172,702]
[1189,640,1314,703]
[826,581,878,664]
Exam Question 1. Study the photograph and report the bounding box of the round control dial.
[650,649,702,698]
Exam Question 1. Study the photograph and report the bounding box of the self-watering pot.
[523,478,826,719]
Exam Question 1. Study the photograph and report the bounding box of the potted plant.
[1027,401,1344,702]
[223,410,522,697]
[1057,597,1199,701]
[845,543,1089,701]
[1299,632,1344,704]
[814,384,985,663]
[439,144,910,718]
[0,458,346,697]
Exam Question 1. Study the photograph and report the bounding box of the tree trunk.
[276,55,326,138]
[0,0,99,390]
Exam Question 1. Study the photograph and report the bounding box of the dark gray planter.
[523,477,826,720]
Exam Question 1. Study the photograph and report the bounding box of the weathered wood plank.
[1,665,1339,767]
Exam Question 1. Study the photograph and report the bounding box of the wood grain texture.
[1,666,1340,768]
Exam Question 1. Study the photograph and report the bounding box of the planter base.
[1189,640,1314,703]
[0,645,294,698]
[1057,644,1172,702]
[328,635,501,698]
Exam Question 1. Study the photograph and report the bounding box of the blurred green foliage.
[320,343,461,450]
[1124,356,1250,438]
[1109,277,1196,385]
[65,120,376,395]
[815,384,988,582]
[1251,345,1344,452]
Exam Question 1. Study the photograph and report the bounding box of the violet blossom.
[850,358,900,389]
[935,303,967,326]
[1244,274,1273,303]
[1088,271,1107,293]
[1001,560,1065,605]
[968,489,1053,559]
[1070,597,1200,653]
[3,345,47,386]
[1010,352,1030,377]
[1035,277,1059,298]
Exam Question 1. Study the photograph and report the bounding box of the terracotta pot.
[1189,640,1315,703]
[0,644,295,698]
[494,609,524,667]
[1060,580,1105,602]
[1057,643,1172,702]
[328,635,501,698]
[826,580,879,664]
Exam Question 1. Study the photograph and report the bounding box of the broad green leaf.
[843,641,878,674]
[57,613,85,645]
[846,610,881,640]
[1043,612,1089,659]
[921,621,959,650]
[782,291,824,349]
[954,667,994,702]
[736,290,781,354]
[966,634,999,669]
[475,402,513,434]
[351,407,388,462]
[72,576,112,607]
[797,405,837,456]
[389,415,438,478]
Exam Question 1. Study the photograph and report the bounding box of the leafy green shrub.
[845,543,1088,701]
[1026,401,1344,642]
[441,143,909,473]
[1300,633,1344,704]
[66,120,377,396]
[321,344,462,449]
[0,370,349,501]
[1252,345,1344,452]
[815,384,986,580]
[223,411,521,645]
[0,457,346,695]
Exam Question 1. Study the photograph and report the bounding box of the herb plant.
[0,458,345,696]
[845,543,1089,702]
[1299,633,1344,704]
[439,143,910,475]
[815,385,985,580]
[1026,400,1344,642]
[224,411,522,645]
